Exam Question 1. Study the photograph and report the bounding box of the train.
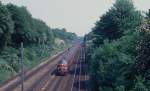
[56,59,69,75]
[56,45,80,75]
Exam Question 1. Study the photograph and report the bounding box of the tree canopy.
[93,0,142,47]
[85,0,149,91]
[0,3,14,48]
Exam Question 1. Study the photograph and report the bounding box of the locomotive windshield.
[60,59,67,64]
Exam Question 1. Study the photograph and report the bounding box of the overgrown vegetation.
[85,0,150,91]
[0,2,77,84]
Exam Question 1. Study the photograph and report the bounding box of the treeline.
[0,2,77,84]
[85,0,150,91]
[0,2,77,48]
[53,28,77,44]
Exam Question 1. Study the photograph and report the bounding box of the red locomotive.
[57,59,69,75]
[56,44,80,76]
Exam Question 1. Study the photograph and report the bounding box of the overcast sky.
[1,0,150,36]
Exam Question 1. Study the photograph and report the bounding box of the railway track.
[40,44,88,91]
[33,44,81,91]
[70,46,87,91]
[0,43,88,91]
[0,50,66,91]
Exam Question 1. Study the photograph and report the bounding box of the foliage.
[6,4,55,47]
[53,28,77,44]
[0,2,14,48]
[89,32,142,91]
[92,0,142,47]
[130,76,148,91]
[85,0,150,91]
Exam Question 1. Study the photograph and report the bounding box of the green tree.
[93,0,142,47]
[0,2,14,48]
[53,28,77,44]
[131,76,148,91]
[86,0,146,91]
[6,4,33,46]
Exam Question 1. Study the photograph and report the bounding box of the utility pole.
[20,42,24,91]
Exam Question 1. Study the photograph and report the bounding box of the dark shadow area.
[73,80,88,90]
[69,66,80,75]
[73,81,79,89]
[51,69,57,75]
[79,80,87,90]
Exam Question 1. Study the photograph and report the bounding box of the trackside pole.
[20,42,24,91]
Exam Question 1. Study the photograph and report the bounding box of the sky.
[1,0,150,36]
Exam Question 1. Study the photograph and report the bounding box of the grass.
[0,44,69,85]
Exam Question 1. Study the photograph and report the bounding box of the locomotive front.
[57,59,69,75]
